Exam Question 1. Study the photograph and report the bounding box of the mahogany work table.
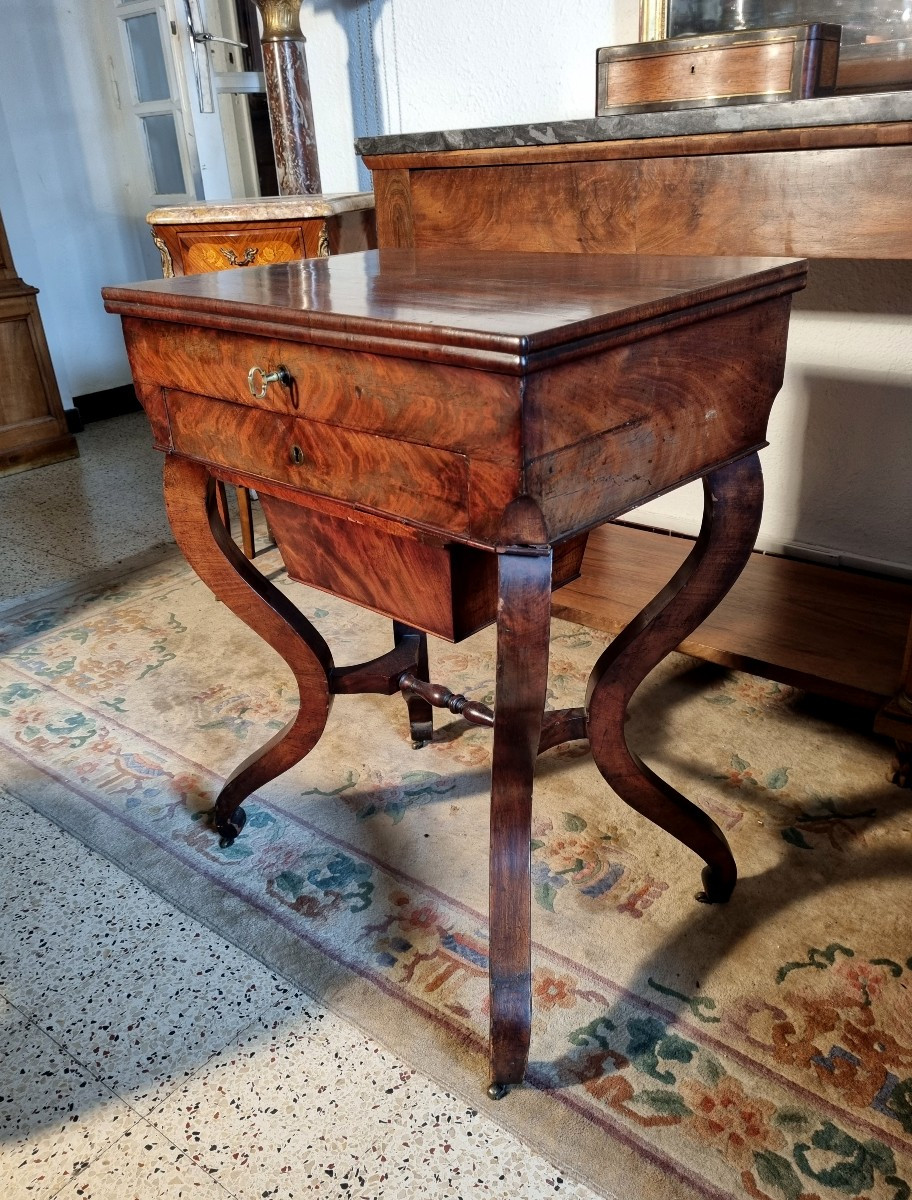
[103,247,807,1096]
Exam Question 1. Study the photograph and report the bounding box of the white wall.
[0,3,152,404]
[1,0,909,572]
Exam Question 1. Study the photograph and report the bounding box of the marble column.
[253,0,322,195]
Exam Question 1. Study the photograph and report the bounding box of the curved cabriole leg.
[488,548,553,1099]
[586,454,764,904]
[163,457,334,845]
[393,621,433,747]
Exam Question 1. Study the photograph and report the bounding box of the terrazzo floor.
[0,415,603,1199]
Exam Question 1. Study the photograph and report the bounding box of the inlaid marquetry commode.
[103,247,806,1096]
[147,192,376,279]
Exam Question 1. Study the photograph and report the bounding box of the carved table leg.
[586,453,764,904]
[235,486,256,559]
[163,457,334,845]
[393,621,433,747]
[488,548,553,1098]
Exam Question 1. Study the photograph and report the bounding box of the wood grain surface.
[603,42,795,107]
[163,456,334,845]
[587,455,765,904]
[104,249,805,372]
[397,149,912,260]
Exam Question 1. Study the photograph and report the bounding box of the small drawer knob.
[247,364,292,399]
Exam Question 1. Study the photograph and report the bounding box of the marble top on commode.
[355,91,912,158]
[147,192,374,225]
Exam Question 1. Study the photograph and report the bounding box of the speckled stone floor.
[0,415,603,1199]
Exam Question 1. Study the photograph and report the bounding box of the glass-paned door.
[209,0,278,196]
[115,1,199,202]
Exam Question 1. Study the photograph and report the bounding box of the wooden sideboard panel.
[635,147,912,258]
[398,145,912,260]
[0,298,51,436]
[408,162,639,254]
[372,169,416,249]
[327,208,379,255]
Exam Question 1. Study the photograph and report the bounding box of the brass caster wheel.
[214,805,247,848]
[695,861,736,904]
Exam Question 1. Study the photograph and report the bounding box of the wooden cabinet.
[360,112,912,772]
[0,210,77,476]
[147,193,376,278]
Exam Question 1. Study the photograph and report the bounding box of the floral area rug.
[1,543,910,1200]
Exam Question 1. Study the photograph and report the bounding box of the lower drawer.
[260,495,588,641]
[166,389,470,532]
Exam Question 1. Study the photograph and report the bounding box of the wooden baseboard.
[553,522,912,710]
[73,385,141,425]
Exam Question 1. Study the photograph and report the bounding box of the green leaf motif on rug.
[563,812,587,832]
[274,851,374,914]
[635,1089,692,1118]
[353,771,456,824]
[885,1078,912,1134]
[534,881,558,912]
[0,679,42,716]
[568,1014,617,1049]
[782,826,814,849]
[625,1017,697,1085]
[793,1121,900,1195]
[776,943,854,983]
[754,1149,805,1200]
[647,977,721,1023]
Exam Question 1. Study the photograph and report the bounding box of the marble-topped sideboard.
[357,95,912,778]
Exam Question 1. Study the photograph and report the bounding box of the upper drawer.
[166,389,471,532]
[122,318,520,464]
[173,225,315,274]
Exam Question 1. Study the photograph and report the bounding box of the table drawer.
[124,319,520,463]
[166,390,470,531]
[174,225,312,275]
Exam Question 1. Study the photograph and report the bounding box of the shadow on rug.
[1,545,910,1200]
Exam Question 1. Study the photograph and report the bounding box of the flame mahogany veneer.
[103,247,806,1096]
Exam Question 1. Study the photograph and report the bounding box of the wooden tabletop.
[103,249,806,373]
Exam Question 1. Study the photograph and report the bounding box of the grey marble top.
[355,91,912,158]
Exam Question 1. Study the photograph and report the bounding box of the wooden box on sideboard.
[596,24,841,116]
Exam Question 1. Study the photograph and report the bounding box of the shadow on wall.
[313,0,392,191]
[783,259,912,569]
[790,371,912,566]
